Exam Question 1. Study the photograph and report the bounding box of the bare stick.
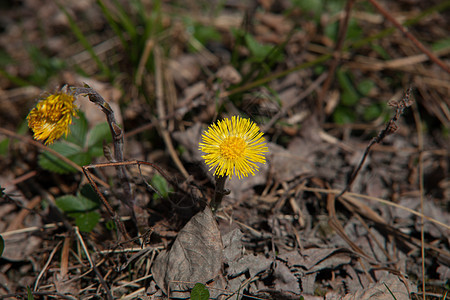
[337,87,414,198]
[82,165,130,241]
[83,160,184,194]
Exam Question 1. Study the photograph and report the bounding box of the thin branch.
[337,87,414,198]
[82,165,131,241]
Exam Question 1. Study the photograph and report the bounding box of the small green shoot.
[27,286,34,300]
[431,37,450,51]
[190,283,209,300]
[337,69,359,106]
[57,4,112,78]
[0,139,8,157]
[105,219,116,231]
[383,282,398,300]
[96,0,164,77]
[150,174,173,201]
[184,18,222,50]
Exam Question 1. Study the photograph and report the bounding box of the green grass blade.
[383,282,398,300]
[111,0,137,41]
[0,69,32,87]
[57,3,111,77]
[96,0,127,49]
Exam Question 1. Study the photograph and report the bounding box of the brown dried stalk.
[72,86,133,209]
[337,87,414,198]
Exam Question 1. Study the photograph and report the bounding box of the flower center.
[220,136,246,160]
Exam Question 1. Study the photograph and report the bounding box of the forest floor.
[0,0,449,299]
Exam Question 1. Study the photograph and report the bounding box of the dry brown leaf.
[273,261,301,295]
[227,253,272,278]
[2,233,42,262]
[340,274,416,300]
[222,228,244,263]
[269,142,312,182]
[152,206,223,296]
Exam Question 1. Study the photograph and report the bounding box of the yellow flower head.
[27,91,78,145]
[199,116,268,179]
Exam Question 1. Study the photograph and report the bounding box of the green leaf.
[55,193,100,232]
[193,25,222,46]
[56,194,99,213]
[79,184,101,204]
[0,234,4,257]
[190,283,210,300]
[38,142,81,173]
[88,145,105,158]
[74,211,100,232]
[55,195,81,212]
[65,111,88,147]
[69,152,92,167]
[88,122,112,148]
[38,141,91,174]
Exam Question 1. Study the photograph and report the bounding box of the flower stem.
[212,175,228,212]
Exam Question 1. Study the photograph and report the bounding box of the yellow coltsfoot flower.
[199,116,268,179]
[27,90,78,145]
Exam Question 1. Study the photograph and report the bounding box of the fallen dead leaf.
[152,206,224,297]
[340,273,416,300]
